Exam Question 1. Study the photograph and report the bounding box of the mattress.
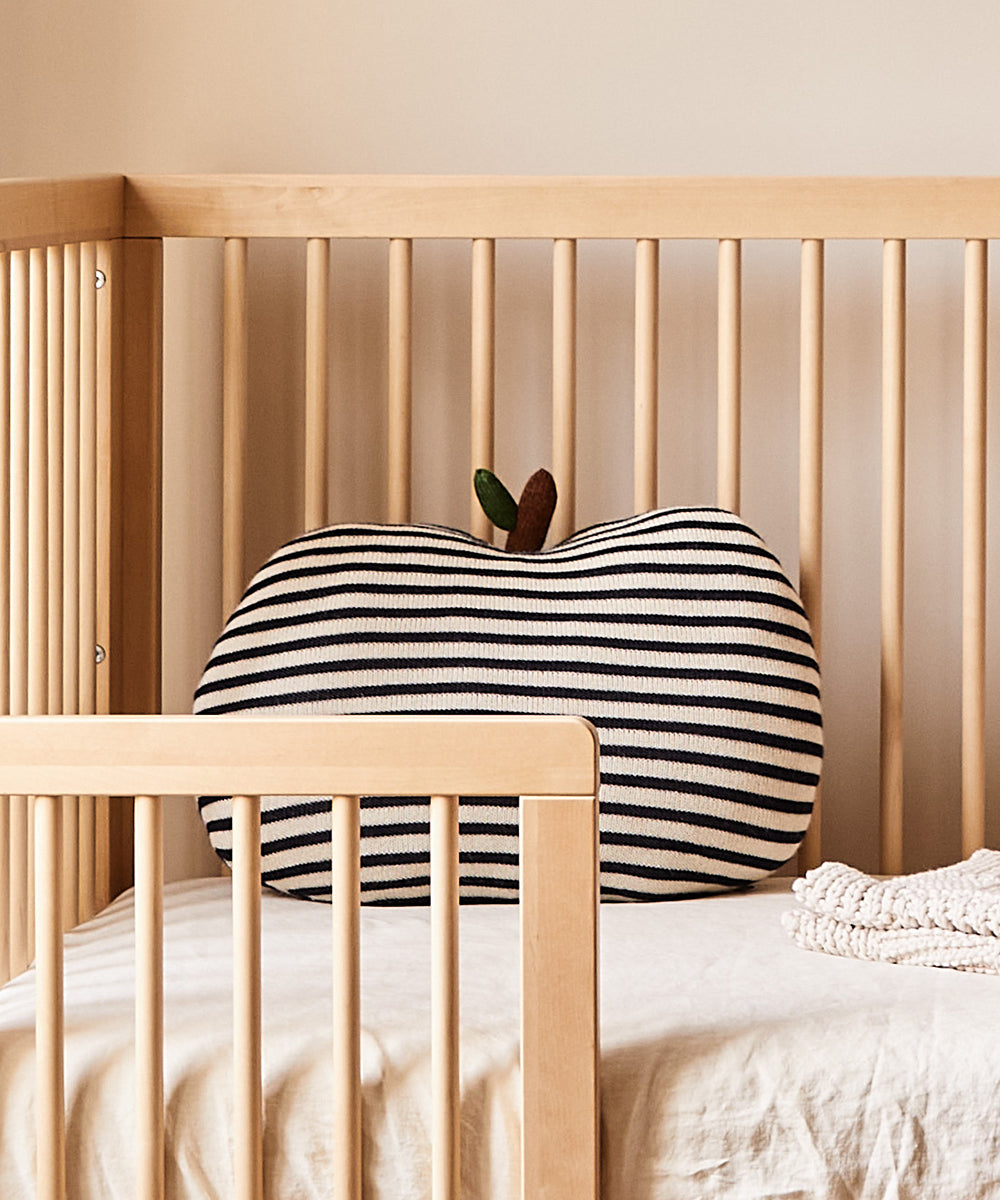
[1,878,998,1199]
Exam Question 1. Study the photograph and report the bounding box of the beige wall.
[5,1,1000,879]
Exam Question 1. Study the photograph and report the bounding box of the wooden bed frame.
[0,174,997,1199]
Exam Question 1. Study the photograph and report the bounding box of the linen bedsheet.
[0,877,998,1199]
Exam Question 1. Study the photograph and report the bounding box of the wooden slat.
[304,237,330,530]
[331,794,361,1200]
[430,794,460,1200]
[470,238,496,540]
[387,238,412,523]
[634,238,659,513]
[78,244,98,921]
[35,793,66,1200]
[47,247,64,717]
[551,239,577,543]
[78,243,98,718]
[134,794,164,1200]
[232,793,263,1200]
[0,176,122,252]
[28,247,48,718]
[0,251,8,980]
[798,239,824,871]
[880,239,906,875]
[520,794,600,1200]
[123,175,1000,240]
[10,250,29,975]
[61,244,81,720]
[962,239,988,857]
[223,238,249,619]
[717,239,741,513]
[0,715,599,800]
[61,245,82,928]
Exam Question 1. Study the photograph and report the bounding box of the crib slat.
[78,244,98,922]
[634,238,659,514]
[552,239,577,543]
[61,245,81,930]
[388,238,412,523]
[430,793,460,1200]
[62,245,81,723]
[10,250,29,976]
[962,239,988,857]
[520,794,599,1200]
[0,251,8,981]
[470,238,496,541]
[134,794,164,1200]
[880,239,906,875]
[78,243,98,719]
[798,239,824,870]
[47,246,64,718]
[232,793,263,1200]
[331,794,361,1200]
[29,248,48,723]
[223,238,249,619]
[305,237,330,530]
[717,239,742,513]
[35,793,66,1200]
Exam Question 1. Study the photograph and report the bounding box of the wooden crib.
[1,175,999,1199]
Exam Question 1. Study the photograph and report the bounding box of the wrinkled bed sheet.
[1,877,998,1199]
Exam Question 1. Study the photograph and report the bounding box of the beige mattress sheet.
[1,877,998,1199]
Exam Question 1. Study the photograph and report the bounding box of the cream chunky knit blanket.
[782,849,1000,973]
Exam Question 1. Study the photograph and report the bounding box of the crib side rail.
[123,173,1000,239]
[0,713,601,1200]
[0,176,123,253]
[0,183,163,982]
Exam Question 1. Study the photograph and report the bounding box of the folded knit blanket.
[782,849,1000,974]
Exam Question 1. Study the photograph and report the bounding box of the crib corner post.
[520,790,600,1200]
[105,235,164,899]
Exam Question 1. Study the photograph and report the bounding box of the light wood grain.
[223,239,249,620]
[0,715,600,799]
[134,794,164,1200]
[232,794,263,1200]
[717,239,741,514]
[122,175,1000,240]
[880,239,906,876]
[388,238,413,523]
[331,795,361,1200]
[551,239,577,542]
[798,239,824,871]
[521,794,600,1200]
[0,176,122,252]
[431,795,461,1200]
[35,793,66,1200]
[470,238,496,540]
[634,238,659,514]
[962,239,988,858]
[0,253,7,981]
[304,238,330,530]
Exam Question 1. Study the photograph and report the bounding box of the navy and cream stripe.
[195,508,821,902]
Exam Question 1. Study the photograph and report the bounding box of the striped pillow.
[194,509,822,902]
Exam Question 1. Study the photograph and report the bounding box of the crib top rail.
[0,175,122,251]
[120,174,1000,240]
[7,174,1000,249]
[0,713,600,798]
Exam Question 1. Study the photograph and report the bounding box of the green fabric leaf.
[473,468,518,531]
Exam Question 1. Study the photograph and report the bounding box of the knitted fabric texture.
[195,508,822,903]
[783,849,1000,973]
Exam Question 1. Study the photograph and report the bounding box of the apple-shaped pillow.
[194,506,821,902]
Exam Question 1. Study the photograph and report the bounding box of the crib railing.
[0,713,601,1200]
[1,178,162,982]
[3,173,1000,984]
[124,174,1000,878]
